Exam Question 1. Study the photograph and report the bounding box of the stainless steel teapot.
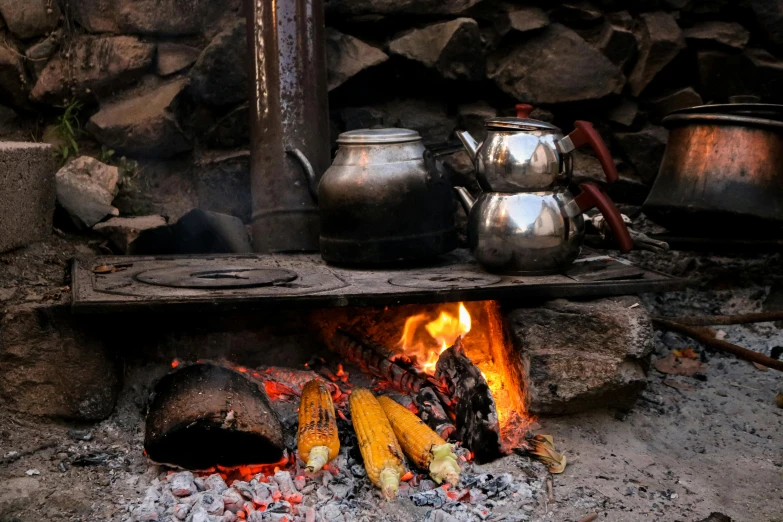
[454,183,633,275]
[456,104,619,192]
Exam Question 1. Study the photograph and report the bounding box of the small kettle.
[456,104,618,193]
[454,183,633,275]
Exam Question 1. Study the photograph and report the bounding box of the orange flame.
[397,302,471,375]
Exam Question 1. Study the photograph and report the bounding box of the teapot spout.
[456,130,480,162]
[454,187,475,214]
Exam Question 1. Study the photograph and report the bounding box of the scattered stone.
[382,98,456,145]
[326,0,484,16]
[457,101,496,142]
[0,0,60,39]
[593,15,638,71]
[614,124,668,183]
[0,45,29,108]
[493,6,549,36]
[68,428,93,441]
[697,50,755,102]
[55,156,120,229]
[550,2,603,27]
[326,28,388,91]
[684,21,750,51]
[116,0,210,35]
[750,0,783,49]
[170,471,198,497]
[25,29,62,79]
[86,78,191,158]
[648,87,703,122]
[508,297,654,414]
[389,18,484,81]
[31,36,155,105]
[746,48,783,102]
[606,99,645,129]
[0,142,56,253]
[156,43,201,76]
[25,469,40,476]
[93,215,167,253]
[189,19,247,106]
[489,24,624,104]
[629,12,686,96]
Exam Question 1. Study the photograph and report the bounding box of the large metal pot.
[643,103,783,237]
[318,128,457,265]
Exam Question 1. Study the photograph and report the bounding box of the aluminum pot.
[643,103,783,236]
[318,128,457,265]
[454,183,632,275]
[456,104,619,192]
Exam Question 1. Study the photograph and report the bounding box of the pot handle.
[287,148,319,203]
[562,121,619,184]
[574,182,633,253]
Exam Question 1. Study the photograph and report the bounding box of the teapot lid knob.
[515,104,533,118]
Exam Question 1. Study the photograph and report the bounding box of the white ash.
[124,445,549,522]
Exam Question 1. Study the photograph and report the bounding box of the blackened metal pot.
[643,103,783,237]
[318,128,457,266]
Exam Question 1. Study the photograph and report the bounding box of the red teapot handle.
[565,121,619,184]
[573,182,633,253]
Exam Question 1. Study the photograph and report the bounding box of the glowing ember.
[202,454,292,483]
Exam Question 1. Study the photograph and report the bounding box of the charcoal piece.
[416,387,456,440]
[411,488,447,508]
[435,338,502,462]
[144,363,284,470]
[71,451,113,466]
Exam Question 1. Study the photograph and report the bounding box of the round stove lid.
[135,266,298,289]
[337,128,422,145]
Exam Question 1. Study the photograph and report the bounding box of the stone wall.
[1,0,782,220]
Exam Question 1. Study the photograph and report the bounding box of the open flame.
[398,302,472,374]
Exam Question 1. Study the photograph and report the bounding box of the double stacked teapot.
[455,104,632,275]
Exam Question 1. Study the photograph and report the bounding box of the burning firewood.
[435,337,502,463]
[415,387,456,440]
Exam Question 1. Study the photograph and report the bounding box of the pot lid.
[663,103,783,130]
[485,104,560,132]
[337,128,422,145]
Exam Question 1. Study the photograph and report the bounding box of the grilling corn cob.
[349,388,406,500]
[378,396,461,486]
[297,380,340,472]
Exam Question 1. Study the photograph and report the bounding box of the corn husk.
[527,434,567,474]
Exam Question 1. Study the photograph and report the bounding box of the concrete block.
[0,142,56,253]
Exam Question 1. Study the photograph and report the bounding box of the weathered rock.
[571,150,651,203]
[55,156,119,229]
[31,35,155,104]
[550,2,603,27]
[113,158,197,222]
[0,142,56,253]
[697,50,756,102]
[648,87,702,122]
[68,0,120,33]
[489,24,625,104]
[0,0,60,39]
[493,6,549,36]
[615,125,668,183]
[457,101,496,142]
[25,29,61,78]
[157,43,201,76]
[194,150,252,223]
[593,16,638,71]
[0,45,29,108]
[0,105,19,136]
[383,98,456,145]
[629,12,686,96]
[750,0,783,49]
[508,297,654,414]
[197,103,250,148]
[116,0,209,35]
[93,215,167,252]
[746,48,783,102]
[325,0,484,16]
[86,78,191,158]
[684,21,750,51]
[189,19,247,106]
[326,28,388,90]
[606,99,645,129]
[0,301,120,420]
[389,18,484,81]
[338,106,384,131]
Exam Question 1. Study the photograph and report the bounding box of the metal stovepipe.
[245,0,330,252]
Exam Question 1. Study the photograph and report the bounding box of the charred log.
[436,338,502,462]
[145,363,285,470]
[416,387,456,440]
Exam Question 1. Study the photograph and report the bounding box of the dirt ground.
[1,235,782,522]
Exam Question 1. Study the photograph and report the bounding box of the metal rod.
[652,317,783,372]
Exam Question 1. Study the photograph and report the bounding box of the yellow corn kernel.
[378,396,460,486]
[297,380,340,472]
[349,388,406,500]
